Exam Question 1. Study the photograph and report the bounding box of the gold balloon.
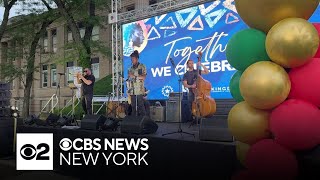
[236,141,250,166]
[240,61,291,110]
[228,101,271,145]
[266,18,319,68]
[235,0,319,33]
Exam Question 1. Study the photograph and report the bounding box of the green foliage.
[93,74,112,95]
[0,11,58,84]
[56,100,107,120]
[51,0,111,68]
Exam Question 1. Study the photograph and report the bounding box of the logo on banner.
[16,133,53,170]
[162,85,173,97]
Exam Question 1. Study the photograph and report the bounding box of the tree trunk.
[22,75,32,118]
[0,0,17,40]
[21,19,55,118]
[82,0,95,67]
[53,0,95,68]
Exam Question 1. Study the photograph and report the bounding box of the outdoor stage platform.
[17,119,241,180]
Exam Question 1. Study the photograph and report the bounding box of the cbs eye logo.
[16,133,53,170]
[59,138,72,151]
[20,143,50,160]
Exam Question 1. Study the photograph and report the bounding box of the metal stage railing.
[60,94,81,117]
[92,94,128,115]
[40,94,58,114]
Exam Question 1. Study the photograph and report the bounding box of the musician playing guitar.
[182,52,209,121]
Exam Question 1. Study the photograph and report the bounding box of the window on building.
[78,23,85,38]
[65,26,73,50]
[91,57,100,79]
[51,64,57,87]
[9,40,16,62]
[67,30,73,43]
[17,39,23,59]
[92,26,99,41]
[52,29,57,53]
[66,62,74,84]
[43,32,48,53]
[42,65,48,87]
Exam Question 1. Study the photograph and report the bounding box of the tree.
[1,0,111,117]
[1,0,59,118]
[53,0,110,67]
[0,0,18,41]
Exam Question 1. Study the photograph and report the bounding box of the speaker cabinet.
[0,117,14,157]
[81,115,106,130]
[150,106,165,122]
[120,116,158,134]
[36,113,60,126]
[0,82,10,91]
[199,116,234,142]
[166,100,192,123]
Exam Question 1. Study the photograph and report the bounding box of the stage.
[5,115,317,180]
[16,119,240,180]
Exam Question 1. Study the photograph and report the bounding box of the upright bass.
[192,52,216,118]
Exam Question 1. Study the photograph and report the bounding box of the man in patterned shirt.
[127,50,147,116]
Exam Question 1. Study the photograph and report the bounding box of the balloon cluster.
[227,1,320,179]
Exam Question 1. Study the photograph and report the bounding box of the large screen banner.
[122,0,320,100]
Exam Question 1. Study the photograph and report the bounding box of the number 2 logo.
[20,143,50,160]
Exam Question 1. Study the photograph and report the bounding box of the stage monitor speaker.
[81,114,106,130]
[120,116,158,135]
[199,116,234,142]
[36,113,60,126]
[0,82,10,91]
[102,117,120,131]
[57,116,72,126]
[150,106,165,122]
[24,114,37,125]
[166,100,192,123]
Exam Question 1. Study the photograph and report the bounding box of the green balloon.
[226,28,270,71]
[230,71,244,102]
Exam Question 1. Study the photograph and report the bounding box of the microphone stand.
[162,58,195,138]
[56,73,64,117]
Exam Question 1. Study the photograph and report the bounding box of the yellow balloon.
[266,18,319,68]
[236,141,250,167]
[235,0,319,33]
[228,101,271,145]
[240,61,291,109]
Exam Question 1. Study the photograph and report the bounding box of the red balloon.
[289,58,320,107]
[313,23,320,58]
[270,99,320,150]
[245,139,298,180]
